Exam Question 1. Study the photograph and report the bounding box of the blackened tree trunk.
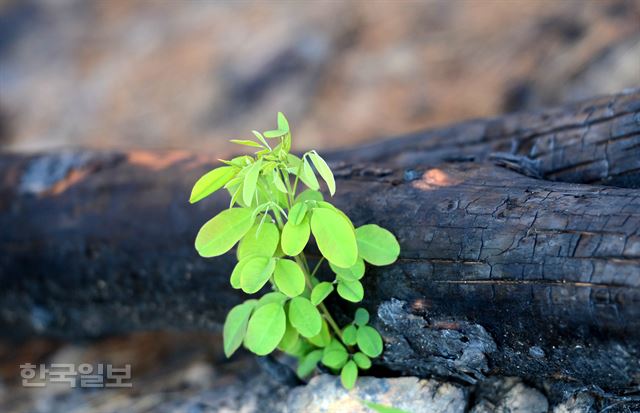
[0,89,638,393]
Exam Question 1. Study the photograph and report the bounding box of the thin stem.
[310,257,325,278]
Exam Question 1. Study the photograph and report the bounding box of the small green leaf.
[281,216,310,256]
[190,166,237,204]
[260,161,278,173]
[263,129,287,138]
[342,325,357,345]
[354,308,370,327]
[251,130,270,148]
[286,153,302,170]
[356,326,383,358]
[255,291,287,308]
[310,282,333,305]
[274,259,305,297]
[310,208,358,268]
[299,157,320,190]
[294,189,323,204]
[361,401,411,413]
[288,202,308,226]
[240,256,276,294]
[244,302,286,356]
[296,349,323,378]
[242,159,263,205]
[277,112,290,133]
[308,319,331,347]
[355,224,400,266]
[289,297,322,338]
[221,155,252,167]
[337,279,364,302]
[340,360,358,389]
[230,139,262,148]
[353,352,371,369]
[272,169,288,193]
[278,319,299,353]
[223,301,256,357]
[308,151,335,196]
[322,339,348,369]
[237,222,280,261]
[230,258,251,289]
[195,208,254,257]
[330,259,365,281]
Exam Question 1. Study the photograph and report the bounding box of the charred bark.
[0,90,639,393]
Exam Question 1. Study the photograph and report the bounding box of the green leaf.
[281,216,310,256]
[195,208,254,257]
[356,326,383,358]
[294,189,323,204]
[354,308,370,327]
[278,319,299,353]
[274,259,305,297]
[296,349,323,378]
[243,159,263,205]
[310,282,333,305]
[355,224,400,266]
[308,319,331,347]
[230,139,262,148]
[361,401,411,413]
[337,279,364,302]
[260,161,278,173]
[244,302,286,356]
[286,153,302,170]
[310,208,358,268]
[240,256,276,294]
[255,291,287,308]
[283,337,313,358]
[272,169,288,193]
[308,151,335,196]
[190,166,238,204]
[223,301,256,357]
[299,157,320,190]
[221,155,252,167]
[342,325,357,345]
[330,259,365,281]
[289,297,322,338]
[230,258,251,289]
[322,339,348,369]
[288,202,308,226]
[237,222,280,261]
[340,360,358,389]
[277,112,290,133]
[251,130,270,148]
[353,352,371,370]
[263,129,287,138]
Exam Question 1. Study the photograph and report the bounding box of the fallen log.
[0,89,639,394]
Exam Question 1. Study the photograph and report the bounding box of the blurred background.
[1,0,639,155]
[0,0,639,411]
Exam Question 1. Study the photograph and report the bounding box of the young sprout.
[190,113,400,389]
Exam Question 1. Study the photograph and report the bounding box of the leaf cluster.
[190,113,400,389]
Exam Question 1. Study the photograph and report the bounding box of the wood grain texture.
[0,90,638,393]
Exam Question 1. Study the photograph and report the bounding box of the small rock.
[553,392,596,413]
[470,377,548,413]
[499,382,548,413]
[285,374,467,413]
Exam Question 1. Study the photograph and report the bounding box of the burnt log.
[0,89,639,394]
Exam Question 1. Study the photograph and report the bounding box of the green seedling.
[190,112,400,389]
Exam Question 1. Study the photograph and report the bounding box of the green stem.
[310,257,325,278]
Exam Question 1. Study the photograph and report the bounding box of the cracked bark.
[0,89,638,395]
